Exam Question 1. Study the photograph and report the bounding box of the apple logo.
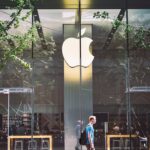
[62,28,94,68]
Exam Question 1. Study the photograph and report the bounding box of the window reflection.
[0,8,150,150]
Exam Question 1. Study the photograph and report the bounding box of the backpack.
[79,129,86,145]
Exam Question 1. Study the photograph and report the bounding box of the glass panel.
[9,90,33,150]
[129,9,150,150]
[0,3,149,150]
[81,9,128,149]
[33,9,77,150]
[0,9,33,150]
[33,57,64,149]
[63,23,93,150]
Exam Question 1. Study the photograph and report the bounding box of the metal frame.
[126,86,150,93]
[8,135,52,150]
[106,134,137,150]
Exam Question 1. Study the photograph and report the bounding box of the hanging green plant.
[0,0,38,70]
[93,10,150,50]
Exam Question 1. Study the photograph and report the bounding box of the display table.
[106,134,137,150]
[8,135,52,150]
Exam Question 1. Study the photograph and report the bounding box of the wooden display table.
[8,135,52,150]
[106,134,137,150]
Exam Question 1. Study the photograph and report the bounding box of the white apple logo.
[62,28,94,68]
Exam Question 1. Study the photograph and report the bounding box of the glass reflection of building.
[0,0,150,150]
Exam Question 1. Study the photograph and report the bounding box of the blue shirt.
[86,123,94,144]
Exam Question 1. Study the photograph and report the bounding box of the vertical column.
[63,24,93,150]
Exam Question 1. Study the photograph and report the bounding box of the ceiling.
[0,0,150,9]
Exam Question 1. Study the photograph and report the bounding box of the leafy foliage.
[0,0,38,70]
[93,11,150,50]
[0,0,56,89]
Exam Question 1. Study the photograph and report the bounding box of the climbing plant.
[0,0,57,88]
[93,11,150,49]
[0,0,36,70]
[0,0,43,70]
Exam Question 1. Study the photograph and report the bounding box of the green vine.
[93,11,150,49]
[0,0,37,70]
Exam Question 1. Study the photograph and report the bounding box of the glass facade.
[0,1,150,150]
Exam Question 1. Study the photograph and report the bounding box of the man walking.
[86,116,96,150]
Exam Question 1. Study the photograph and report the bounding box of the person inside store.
[86,115,96,150]
[135,130,148,149]
[16,124,26,135]
[112,122,121,134]
[75,120,83,150]
[9,125,16,135]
